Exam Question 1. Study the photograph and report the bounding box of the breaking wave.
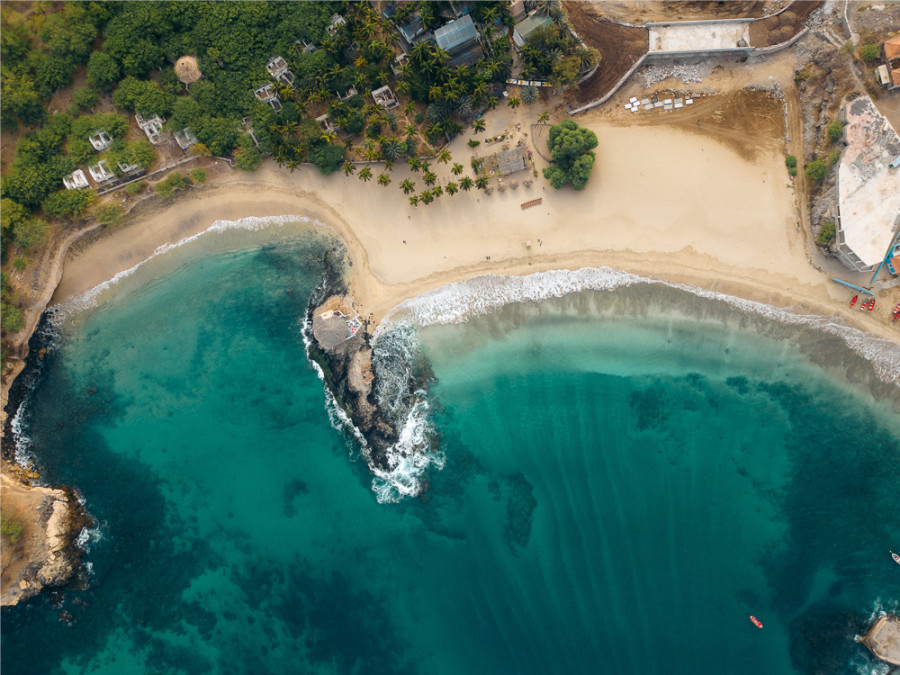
[380,267,900,386]
[301,315,443,504]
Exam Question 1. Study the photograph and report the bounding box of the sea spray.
[370,324,443,502]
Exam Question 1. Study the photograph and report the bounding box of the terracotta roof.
[884,36,900,61]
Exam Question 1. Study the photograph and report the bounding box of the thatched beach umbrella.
[175,56,202,84]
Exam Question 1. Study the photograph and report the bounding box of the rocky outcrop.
[303,255,413,473]
[1,467,89,607]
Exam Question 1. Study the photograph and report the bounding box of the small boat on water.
[892,551,900,565]
[750,616,763,629]
[850,294,858,307]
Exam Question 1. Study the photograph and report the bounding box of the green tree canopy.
[87,51,122,92]
[542,119,598,191]
[42,188,96,221]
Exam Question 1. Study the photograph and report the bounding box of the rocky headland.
[1,463,90,607]
[303,255,426,476]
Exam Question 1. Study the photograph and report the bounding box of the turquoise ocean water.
[2,225,899,674]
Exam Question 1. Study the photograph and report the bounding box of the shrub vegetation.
[542,120,598,190]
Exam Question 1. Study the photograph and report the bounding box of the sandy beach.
[51,100,900,344]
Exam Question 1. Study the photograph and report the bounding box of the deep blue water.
[2,232,899,675]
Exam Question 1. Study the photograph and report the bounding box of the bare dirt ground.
[582,0,779,24]
[749,1,824,47]
[563,2,649,107]
[602,89,786,161]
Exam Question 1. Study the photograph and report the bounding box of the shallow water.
[2,232,899,675]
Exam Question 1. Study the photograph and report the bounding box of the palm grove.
[1,1,597,341]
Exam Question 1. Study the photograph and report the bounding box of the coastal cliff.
[1,464,89,607]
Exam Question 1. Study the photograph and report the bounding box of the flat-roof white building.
[89,130,112,151]
[88,160,116,184]
[63,169,90,190]
[835,95,900,272]
[136,113,165,145]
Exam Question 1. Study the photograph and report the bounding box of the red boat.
[750,616,763,629]
[850,294,858,307]
[868,298,876,312]
[892,304,900,321]
[892,551,900,565]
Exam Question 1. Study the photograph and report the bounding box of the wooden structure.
[521,198,542,210]
[861,615,900,666]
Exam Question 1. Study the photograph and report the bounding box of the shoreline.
[50,159,899,348]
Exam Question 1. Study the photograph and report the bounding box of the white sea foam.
[9,398,36,469]
[379,267,900,386]
[50,214,326,324]
[75,524,103,552]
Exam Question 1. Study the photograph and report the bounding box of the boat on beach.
[850,294,858,307]
[750,616,763,629]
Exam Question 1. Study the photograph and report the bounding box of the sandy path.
[51,107,899,344]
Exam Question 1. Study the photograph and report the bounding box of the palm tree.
[429,84,443,102]
[538,111,550,124]
[486,97,499,111]
[409,195,419,207]
[432,185,443,197]
[420,160,432,172]
[378,172,391,187]
[408,156,422,172]
[359,166,373,181]
[437,148,452,164]
[400,179,416,194]
[420,191,434,205]
[451,163,463,176]
[459,176,474,191]
[473,118,486,134]
[507,97,521,109]
[380,137,402,161]
[384,160,394,172]
[446,182,458,195]
[521,86,538,106]
[423,171,437,186]
[476,176,488,190]
[576,46,598,71]
[404,102,416,116]
[405,124,418,138]
[343,162,357,176]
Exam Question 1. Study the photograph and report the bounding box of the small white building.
[135,113,165,145]
[267,56,295,86]
[88,160,116,184]
[174,127,198,151]
[89,130,112,151]
[254,83,282,112]
[371,85,398,110]
[117,160,142,175]
[327,13,346,36]
[316,113,336,134]
[63,169,90,190]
